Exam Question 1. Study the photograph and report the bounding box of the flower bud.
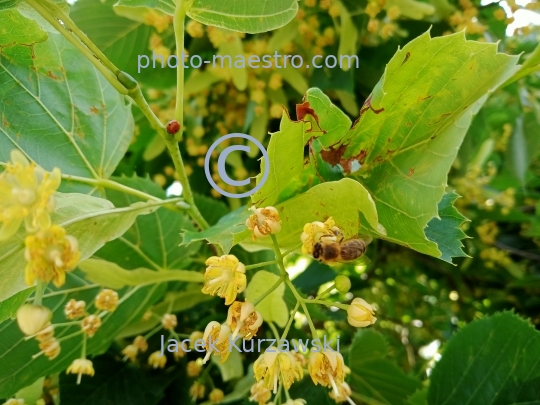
[347,298,377,328]
[334,275,351,293]
[148,351,167,369]
[133,335,148,352]
[161,313,177,330]
[16,304,52,336]
[189,382,205,401]
[209,388,224,403]
[122,344,138,362]
[82,315,102,337]
[187,360,201,377]
[39,337,61,359]
[95,289,118,312]
[64,299,86,319]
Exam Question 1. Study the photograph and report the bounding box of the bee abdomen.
[340,239,367,261]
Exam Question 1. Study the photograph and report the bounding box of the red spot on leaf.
[90,107,99,114]
[296,101,320,123]
[400,52,411,66]
[407,168,415,177]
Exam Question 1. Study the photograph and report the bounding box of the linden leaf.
[245,270,288,327]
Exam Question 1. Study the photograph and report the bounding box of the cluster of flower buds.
[122,335,148,362]
[16,304,60,360]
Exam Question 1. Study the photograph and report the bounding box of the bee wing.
[357,235,373,245]
[341,255,371,266]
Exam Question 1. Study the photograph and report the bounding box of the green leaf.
[303,32,518,261]
[96,176,200,271]
[0,8,47,44]
[245,270,288,327]
[212,348,244,382]
[79,258,204,289]
[267,19,298,52]
[114,0,175,16]
[349,329,421,405]
[188,0,299,34]
[0,273,165,397]
[15,377,44,405]
[385,0,435,20]
[0,32,133,184]
[425,192,469,263]
[428,312,540,405]
[115,0,298,33]
[0,287,34,324]
[0,0,21,11]
[70,0,154,83]
[0,193,167,303]
[181,206,251,254]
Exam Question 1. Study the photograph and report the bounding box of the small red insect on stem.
[166,120,181,135]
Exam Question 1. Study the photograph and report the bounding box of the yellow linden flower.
[122,344,138,362]
[161,313,177,330]
[187,20,204,38]
[16,304,52,336]
[148,351,167,369]
[134,335,148,352]
[308,351,347,393]
[189,382,205,401]
[24,225,80,287]
[226,300,263,340]
[300,217,338,255]
[347,298,377,328]
[202,255,247,305]
[202,321,232,364]
[64,299,86,320]
[95,289,119,312]
[39,337,61,359]
[249,380,272,405]
[187,360,201,376]
[209,388,224,403]
[0,150,61,241]
[66,358,95,384]
[143,10,171,33]
[329,381,352,403]
[245,206,282,240]
[254,349,303,393]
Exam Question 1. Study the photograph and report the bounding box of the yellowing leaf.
[78,258,204,289]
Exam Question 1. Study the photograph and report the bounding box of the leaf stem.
[267,321,281,341]
[37,0,120,74]
[280,301,300,341]
[286,278,318,338]
[252,276,284,306]
[34,280,46,306]
[62,174,188,211]
[245,260,278,270]
[270,234,318,338]
[173,0,193,140]
[304,299,349,311]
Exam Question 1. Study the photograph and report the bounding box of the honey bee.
[312,227,372,264]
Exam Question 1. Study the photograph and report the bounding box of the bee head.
[313,242,323,259]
